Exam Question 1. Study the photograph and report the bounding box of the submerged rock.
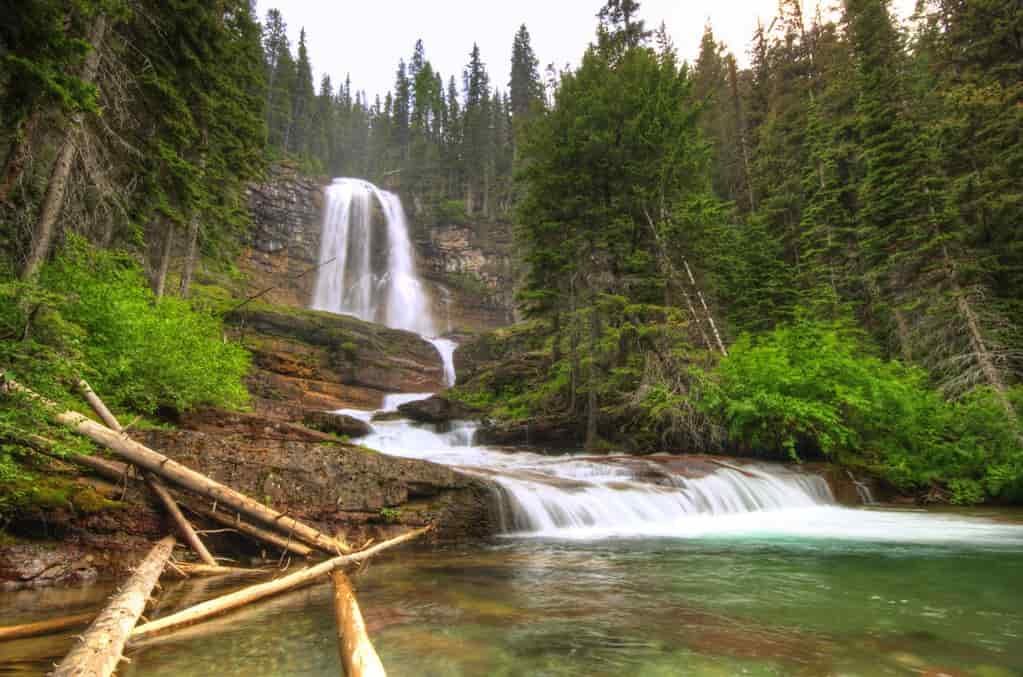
[397,395,481,424]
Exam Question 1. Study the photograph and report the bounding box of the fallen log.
[23,439,313,559]
[146,475,219,567]
[130,526,431,644]
[76,379,219,568]
[187,504,313,558]
[51,535,175,677]
[169,563,270,579]
[0,613,95,643]
[331,571,386,677]
[2,375,348,555]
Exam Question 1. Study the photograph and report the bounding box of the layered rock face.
[243,164,516,332]
[243,163,324,308]
[226,304,445,414]
[415,220,517,332]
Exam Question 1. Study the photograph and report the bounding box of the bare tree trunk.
[52,535,175,677]
[2,376,350,555]
[727,57,756,213]
[179,213,200,298]
[21,14,107,280]
[465,181,474,216]
[129,527,431,644]
[154,221,175,299]
[569,276,579,413]
[76,379,219,567]
[331,571,386,677]
[585,302,600,451]
[0,109,41,203]
[941,246,1020,435]
[0,613,95,642]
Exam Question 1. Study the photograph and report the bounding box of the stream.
[5,181,1021,675]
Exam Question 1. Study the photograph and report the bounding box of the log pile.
[0,373,430,675]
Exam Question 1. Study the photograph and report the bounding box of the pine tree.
[509,24,544,121]
[290,28,317,158]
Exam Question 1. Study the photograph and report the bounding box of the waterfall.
[428,338,458,386]
[312,178,435,337]
[358,414,846,537]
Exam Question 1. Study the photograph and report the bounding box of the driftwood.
[2,375,348,555]
[130,526,431,644]
[332,571,386,677]
[187,504,313,558]
[76,379,220,568]
[146,475,219,567]
[169,563,270,579]
[0,613,95,643]
[51,536,175,677]
[24,440,312,559]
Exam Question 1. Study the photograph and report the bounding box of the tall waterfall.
[312,178,436,336]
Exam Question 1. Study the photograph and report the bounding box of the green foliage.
[701,316,1022,502]
[1,239,251,504]
[38,239,250,414]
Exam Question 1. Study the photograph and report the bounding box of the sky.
[255,0,917,101]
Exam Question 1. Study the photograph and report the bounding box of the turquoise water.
[103,515,1023,676]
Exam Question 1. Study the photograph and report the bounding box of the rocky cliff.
[243,164,516,332]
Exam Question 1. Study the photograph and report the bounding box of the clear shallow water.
[6,404,1023,675]
[4,534,994,676]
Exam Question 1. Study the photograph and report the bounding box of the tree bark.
[186,504,313,558]
[147,476,219,567]
[51,535,175,677]
[1,376,349,555]
[26,439,313,558]
[0,109,41,203]
[169,563,269,579]
[129,526,431,644]
[154,221,175,299]
[21,14,107,280]
[179,213,200,298]
[0,613,95,642]
[76,380,219,567]
[585,302,600,451]
[331,571,386,677]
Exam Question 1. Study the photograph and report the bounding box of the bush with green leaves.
[38,239,250,414]
[0,240,250,504]
[699,315,1023,503]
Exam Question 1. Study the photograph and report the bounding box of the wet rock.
[397,395,481,424]
[140,428,498,544]
[304,410,373,438]
[474,416,581,448]
[0,544,99,590]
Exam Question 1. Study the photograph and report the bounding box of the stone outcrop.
[304,410,373,438]
[1,421,498,589]
[243,162,325,308]
[226,304,445,415]
[415,220,517,332]
[396,394,481,424]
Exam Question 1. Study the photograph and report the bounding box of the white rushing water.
[355,413,1023,545]
[313,179,1023,547]
[312,178,436,336]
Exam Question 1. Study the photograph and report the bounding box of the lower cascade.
[349,396,1023,545]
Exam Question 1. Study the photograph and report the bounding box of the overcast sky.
[255,0,916,101]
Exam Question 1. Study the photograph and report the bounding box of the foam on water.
[355,417,1023,546]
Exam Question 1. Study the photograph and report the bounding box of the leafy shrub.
[39,238,250,414]
[700,315,1023,502]
[0,239,250,502]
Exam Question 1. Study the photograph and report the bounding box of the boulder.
[473,416,581,448]
[304,410,373,438]
[397,395,481,424]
